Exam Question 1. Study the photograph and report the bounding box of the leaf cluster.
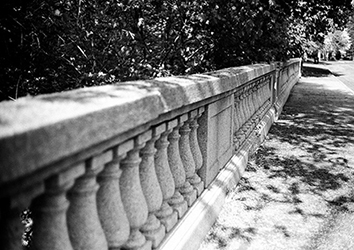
[0,0,352,101]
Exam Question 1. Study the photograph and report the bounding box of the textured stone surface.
[67,160,108,250]
[120,142,149,250]
[159,95,285,250]
[97,159,130,248]
[154,127,179,232]
[167,118,189,217]
[139,135,165,248]
[157,145,250,250]
[0,62,282,187]
[0,59,302,250]
[201,95,234,186]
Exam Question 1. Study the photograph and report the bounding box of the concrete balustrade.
[154,124,179,233]
[97,142,131,249]
[140,130,165,248]
[0,59,301,250]
[167,118,189,218]
[174,116,197,207]
[67,154,110,250]
[179,115,199,205]
[31,165,84,250]
[120,135,151,250]
[189,108,205,196]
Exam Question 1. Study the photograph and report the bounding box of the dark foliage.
[0,0,352,101]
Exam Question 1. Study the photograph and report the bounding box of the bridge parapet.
[0,58,301,250]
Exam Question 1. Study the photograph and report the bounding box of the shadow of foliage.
[203,68,354,249]
[302,66,332,77]
[208,223,257,249]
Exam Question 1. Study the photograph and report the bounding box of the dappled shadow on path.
[200,75,354,250]
[302,66,332,77]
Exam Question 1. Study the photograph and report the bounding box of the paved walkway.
[198,62,354,250]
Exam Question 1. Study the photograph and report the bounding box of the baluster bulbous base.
[168,190,188,218]
[155,202,178,232]
[97,162,130,248]
[141,213,165,248]
[123,229,152,250]
[31,195,72,250]
[31,180,74,250]
[179,181,197,207]
[67,175,108,250]
[188,174,204,197]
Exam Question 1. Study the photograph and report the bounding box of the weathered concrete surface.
[157,110,273,250]
[199,95,234,187]
[198,62,354,250]
[0,64,275,187]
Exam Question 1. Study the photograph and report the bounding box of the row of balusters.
[233,75,273,148]
[6,107,205,250]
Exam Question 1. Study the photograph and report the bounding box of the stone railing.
[0,59,301,250]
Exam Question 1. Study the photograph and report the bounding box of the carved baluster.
[249,84,256,125]
[241,91,250,124]
[261,79,267,104]
[249,84,256,119]
[266,76,273,104]
[0,183,44,250]
[260,80,269,113]
[154,124,178,232]
[67,158,108,250]
[97,144,131,249]
[139,130,166,248]
[167,119,189,218]
[234,93,244,131]
[261,82,268,114]
[179,114,198,206]
[260,82,266,104]
[249,84,256,122]
[242,86,250,121]
[238,92,245,128]
[234,94,240,133]
[252,83,259,117]
[234,93,244,149]
[237,90,248,141]
[189,109,205,196]
[264,78,271,111]
[252,84,261,123]
[120,135,151,250]
[244,87,254,136]
[255,83,263,116]
[31,164,85,250]
[265,77,270,98]
[259,80,266,104]
[242,89,251,127]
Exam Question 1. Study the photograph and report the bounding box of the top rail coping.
[0,59,300,188]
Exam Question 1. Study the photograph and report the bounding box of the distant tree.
[346,10,354,58]
[323,29,351,59]
[286,0,353,54]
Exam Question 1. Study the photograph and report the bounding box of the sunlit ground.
[199,65,354,250]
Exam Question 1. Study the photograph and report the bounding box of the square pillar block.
[198,94,234,186]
